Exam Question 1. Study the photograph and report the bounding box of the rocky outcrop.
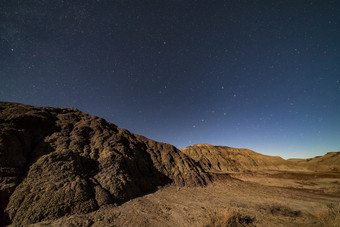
[182,144,340,173]
[0,102,210,226]
[181,144,299,172]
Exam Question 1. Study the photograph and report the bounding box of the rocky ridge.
[181,144,302,172]
[0,102,210,226]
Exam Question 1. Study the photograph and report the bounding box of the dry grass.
[317,203,340,227]
[202,208,255,227]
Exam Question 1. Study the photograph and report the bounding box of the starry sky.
[1,0,339,159]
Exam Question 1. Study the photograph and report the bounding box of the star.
[0,0,338,160]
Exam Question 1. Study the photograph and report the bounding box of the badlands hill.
[289,152,340,172]
[181,144,340,172]
[1,102,339,226]
[0,102,210,226]
[180,144,295,172]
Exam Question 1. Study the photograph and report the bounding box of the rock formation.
[289,152,340,171]
[0,102,210,226]
[181,144,299,172]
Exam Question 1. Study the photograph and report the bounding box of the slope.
[289,152,340,171]
[0,102,210,226]
[181,144,300,172]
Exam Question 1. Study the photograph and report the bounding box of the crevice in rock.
[89,177,116,207]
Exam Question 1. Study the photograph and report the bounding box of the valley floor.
[30,171,340,227]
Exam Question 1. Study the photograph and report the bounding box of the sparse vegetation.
[317,203,340,227]
[202,208,255,227]
[268,205,301,217]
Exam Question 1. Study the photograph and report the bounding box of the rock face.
[0,102,210,226]
[181,144,299,172]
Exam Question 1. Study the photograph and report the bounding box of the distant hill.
[289,152,340,172]
[181,144,305,172]
[0,102,210,226]
[181,144,340,173]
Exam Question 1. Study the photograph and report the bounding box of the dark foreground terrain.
[30,170,340,227]
[1,102,339,226]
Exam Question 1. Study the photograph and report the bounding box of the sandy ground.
[229,171,340,195]
[30,171,340,227]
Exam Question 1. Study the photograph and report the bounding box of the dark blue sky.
[1,0,339,158]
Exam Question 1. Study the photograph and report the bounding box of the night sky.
[1,0,339,159]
